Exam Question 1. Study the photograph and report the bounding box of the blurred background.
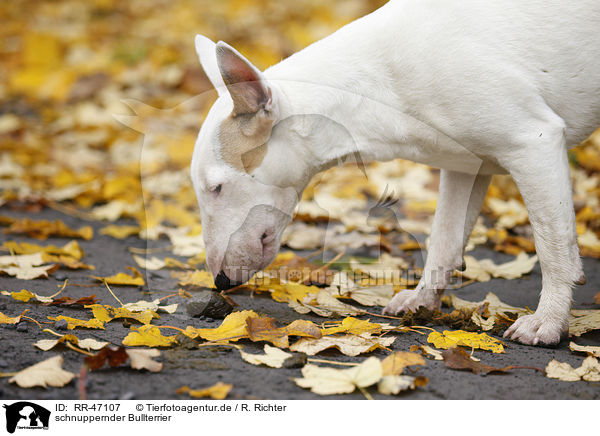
[0,0,598,260]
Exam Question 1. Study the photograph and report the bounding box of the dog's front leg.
[383,170,491,315]
[503,134,584,345]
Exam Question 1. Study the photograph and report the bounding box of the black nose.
[215,270,235,290]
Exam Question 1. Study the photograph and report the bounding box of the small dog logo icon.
[3,402,50,433]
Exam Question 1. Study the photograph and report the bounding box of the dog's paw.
[503,313,568,346]
[382,289,440,316]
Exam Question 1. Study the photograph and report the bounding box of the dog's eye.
[212,184,222,194]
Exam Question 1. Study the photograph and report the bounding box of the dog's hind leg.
[503,127,582,346]
[383,169,491,315]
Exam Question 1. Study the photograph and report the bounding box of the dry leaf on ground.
[84,346,163,372]
[410,344,443,360]
[246,317,321,348]
[91,266,145,286]
[240,344,293,368]
[48,315,105,330]
[428,330,505,353]
[569,342,600,358]
[9,355,75,388]
[294,356,382,395]
[122,325,178,347]
[321,317,382,336]
[290,334,395,357]
[176,382,232,400]
[461,252,538,282]
[441,347,511,375]
[377,375,428,395]
[34,333,108,351]
[183,310,259,342]
[4,218,93,240]
[545,357,600,382]
[381,351,426,375]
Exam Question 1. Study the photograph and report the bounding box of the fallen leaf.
[290,334,396,357]
[321,317,382,336]
[44,294,99,307]
[0,309,28,325]
[34,334,108,351]
[91,266,145,286]
[86,304,159,325]
[84,346,163,372]
[377,375,428,395]
[294,356,382,395]
[441,347,511,375]
[122,299,178,314]
[410,344,444,360]
[461,252,538,282]
[246,317,322,348]
[122,325,178,347]
[173,269,215,289]
[569,342,600,358]
[100,225,140,239]
[343,285,394,307]
[427,330,505,353]
[133,254,165,270]
[183,310,259,342]
[313,289,365,317]
[381,351,426,375]
[569,309,600,336]
[3,240,84,259]
[9,355,75,388]
[176,382,232,400]
[0,253,59,279]
[240,344,293,368]
[126,349,163,372]
[48,315,105,330]
[545,356,600,382]
[4,218,93,240]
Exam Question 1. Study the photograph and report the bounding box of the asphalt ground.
[1,207,599,400]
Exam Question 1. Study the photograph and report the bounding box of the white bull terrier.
[190,0,600,346]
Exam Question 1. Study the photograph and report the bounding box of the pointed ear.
[215,41,273,116]
[195,34,227,96]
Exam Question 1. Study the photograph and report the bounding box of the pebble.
[54,319,69,331]
[186,291,233,319]
[0,303,7,310]
[0,358,8,368]
[16,322,28,332]
[282,353,308,369]
[119,391,135,400]
[54,273,67,281]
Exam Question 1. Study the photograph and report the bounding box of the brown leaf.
[246,317,322,348]
[44,294,99,307]
[441,347,511,375]
[381,351,426,375]
[84,345,129,370]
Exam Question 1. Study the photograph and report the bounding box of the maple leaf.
[427,330,505,353]
[0,252,59,279]
[9,355,75,388]
[176,382,232,400]
[122,325,178,347]
[183,310,259,342]
[240,344,293,368]
[294,357,382,395]
[91,266,145,286]
[245,317,322,348]
[290,334,395,357]
[545,357,600,382]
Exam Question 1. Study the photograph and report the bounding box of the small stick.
[307,358,359,367]
[78,365,87,400]
[359,387,374,400]
[104,282,124,307]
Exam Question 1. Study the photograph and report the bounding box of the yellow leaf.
[183,310,258,342]
[245,317,322,348]
[427,330,505,353]
[0,310,27,325]
[100,225,140,239]
[269,281,320,304]
[4,218,93,240]
[48,315,105,330]
[176,382,232,400]
[2,240,84,259]
[381,352,426,376]
[173,269,215,288]
[86,304,158,325]
[91,266,145,286]
[34,334,108,351]
[9,289,36,302]
[321,317,382,336]
[122,325,178,347]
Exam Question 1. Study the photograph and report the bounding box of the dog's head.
[191,35,314,288]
